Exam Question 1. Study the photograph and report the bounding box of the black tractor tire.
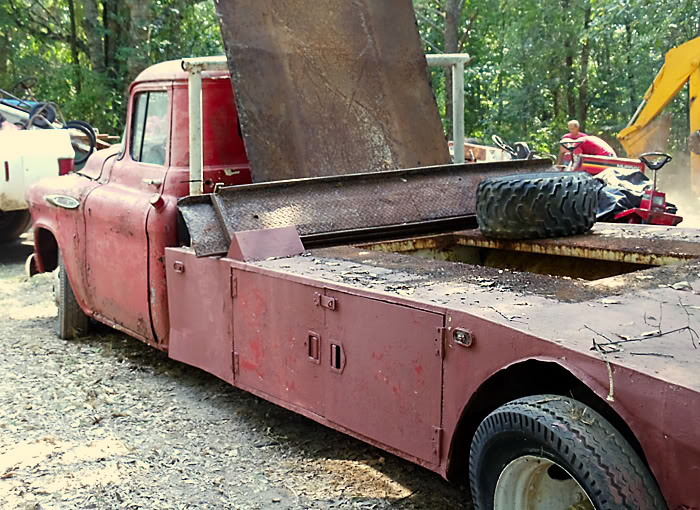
[469,395,667,510]
[0,210,32,243]
[476,172,598,239]
[56,255,89,340]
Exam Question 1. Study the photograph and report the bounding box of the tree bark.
[577,1,592,131]
[624,20,635,118]
[0,31,9,78]
[562,0,576,120]
[67,0,82,92]
[444,0,460,129]
[81,0,105,72]
[124,0,153,83]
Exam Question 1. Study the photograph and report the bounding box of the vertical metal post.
[426,54,470,164]
[452,61,465,164]
[188,70,203,196]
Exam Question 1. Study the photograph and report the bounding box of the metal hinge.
[314,293,337,310]
[436,327,447,359]
[432,426,443,458]
[230,270,237,298]
[232,352,239,377]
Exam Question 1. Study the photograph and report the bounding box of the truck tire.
[0,210,32,243]
[476,172,598,239]
[469,395,667,510]
[56,255,89,340]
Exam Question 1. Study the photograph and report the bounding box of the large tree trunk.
[0,31,9,78]
[81,0,105,72]
[125,0,153,83]
[67,0,82,92]
[577,1,592,131]
[444,0,460,129]
[562,0,576,119]
[624,21,635,118]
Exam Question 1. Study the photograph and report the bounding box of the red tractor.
[560,141,682,226]
[612,152,683,225]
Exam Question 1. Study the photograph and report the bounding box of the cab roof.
[134,57,230,84]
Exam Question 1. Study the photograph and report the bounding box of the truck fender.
[445,357,652,486]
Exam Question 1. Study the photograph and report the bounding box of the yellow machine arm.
[617,36,700,189]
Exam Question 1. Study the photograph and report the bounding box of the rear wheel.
[56,255,89,340]
[469,395,667,510]
[0,210,31,243]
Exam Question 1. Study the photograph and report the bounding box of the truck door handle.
[142,178,163,187]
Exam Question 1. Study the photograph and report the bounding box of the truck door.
[323,291,444,466]
[84,86,170,343]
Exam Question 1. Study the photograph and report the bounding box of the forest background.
[1,0,698,154]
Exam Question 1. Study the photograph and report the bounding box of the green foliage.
[0,0,223,133]
[1,0,698,154]
[415,0,700,154]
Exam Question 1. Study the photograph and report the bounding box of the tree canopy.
[1,0,698,154]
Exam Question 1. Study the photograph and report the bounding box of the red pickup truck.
[26,57,700,510]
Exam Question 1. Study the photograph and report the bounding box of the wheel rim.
[494,455,595,510]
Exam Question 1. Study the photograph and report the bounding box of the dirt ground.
[0,236,472,510]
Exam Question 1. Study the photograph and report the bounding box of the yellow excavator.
[617,36,700,191]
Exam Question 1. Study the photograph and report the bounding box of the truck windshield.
[130,91,168,166]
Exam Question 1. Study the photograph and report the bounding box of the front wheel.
[469,395,667,510]
[56,255,89,340]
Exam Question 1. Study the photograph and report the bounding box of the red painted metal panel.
[27,173,99,310]
[165,248,233,384]
[83,83,172,345]
[233,270,326,414]
[439,309,700,508]
[170,79,250,170]
[576,154,645,175]
[323,289,444,465]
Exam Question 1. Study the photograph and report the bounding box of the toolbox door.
[323,290,444,466]
[233,270,326,417]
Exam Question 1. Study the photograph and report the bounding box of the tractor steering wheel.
[11,77,39,98]
[560,140,584,153]
[492,135,518,158]
[639,152,672,171]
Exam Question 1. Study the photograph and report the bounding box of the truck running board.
[178,159,555,257]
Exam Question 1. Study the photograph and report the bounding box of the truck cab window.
[130,91,168,166]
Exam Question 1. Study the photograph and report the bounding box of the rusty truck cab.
[27,59,251,347]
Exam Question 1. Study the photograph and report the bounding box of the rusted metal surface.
[214,0,450,182]
[177,159,553,253]
[166,248,233,384]
[323,288,444,465]
[360,224,700,267]
[227,226,304,261]
[241,247,700,507]
[450,226,700,266]
[233,268,327,415]
[177,194,229,257]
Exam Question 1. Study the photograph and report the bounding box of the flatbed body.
[162,223,700,507]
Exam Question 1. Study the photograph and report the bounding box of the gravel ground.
[0,236,472,510]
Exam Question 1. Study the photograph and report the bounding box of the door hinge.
[314,293,337,310]
[436,327,447,359]
[432,426,443,458]
[233,352,239,376]
[230,271,237,298]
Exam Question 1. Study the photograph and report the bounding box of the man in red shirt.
[562,135,617,158]
[557,120,587,164]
